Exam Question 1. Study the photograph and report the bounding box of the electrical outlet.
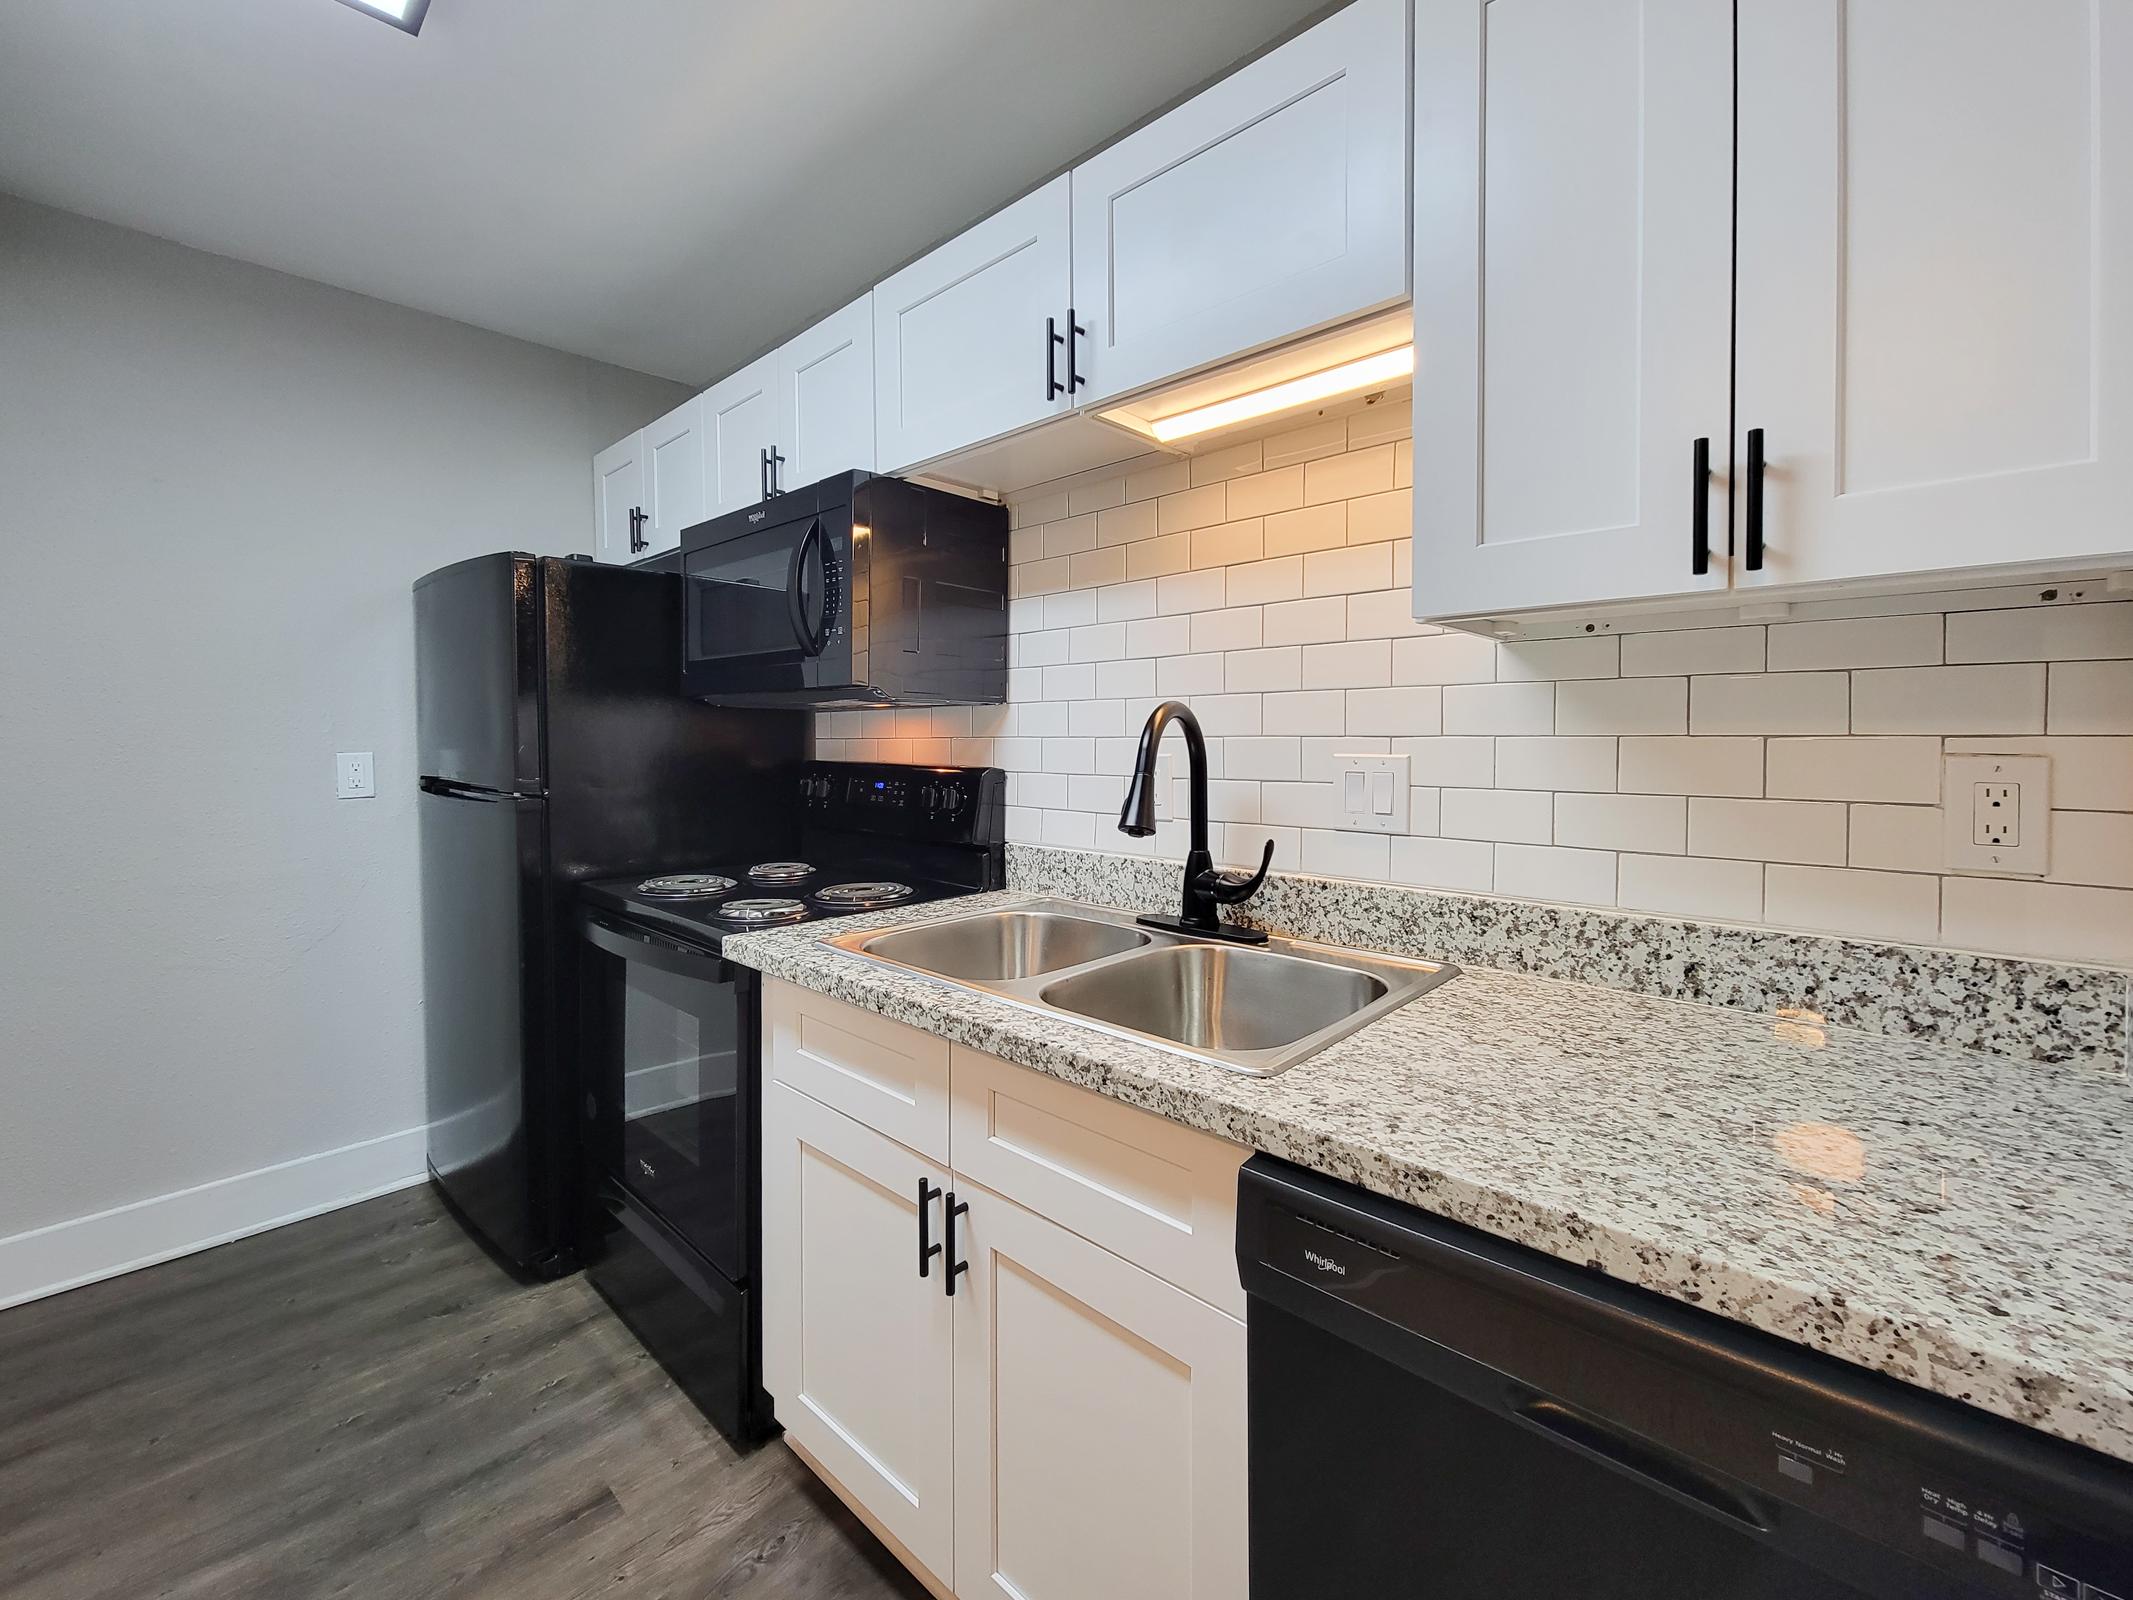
[1943,755,2047,876]
[336,751,376,800]
[1333,753,1411,833]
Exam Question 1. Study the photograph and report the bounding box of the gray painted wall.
[0,196,689,1239]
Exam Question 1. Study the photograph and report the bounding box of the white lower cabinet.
[761,981,1248,1600]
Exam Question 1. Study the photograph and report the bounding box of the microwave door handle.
[785,518,829,656]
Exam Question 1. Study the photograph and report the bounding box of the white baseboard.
[0,1125,430,1312]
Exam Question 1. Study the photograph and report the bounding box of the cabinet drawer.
[764,980,950,1164]
[948,1045,1248,1317]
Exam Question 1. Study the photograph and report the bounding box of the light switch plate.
[1333,753,1410,834]
[336,751,376,800]
[1942,754,2048,876]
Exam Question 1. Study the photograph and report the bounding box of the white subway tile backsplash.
[1497,636,1620,682]
[1556,677,1687,736]
[1301,640,1391,689]
[1690,672,1849,735]
[990,438,2133,969]
[1764,865,1940,945]
[1442,681,1552,735]
[1495,843,1617,907]
[1849,804,1944,873]
[2047,660,2133,733]
[1948,602,2133,663]
[1617,854,1764,922]
[1618,736,1764,797]
[1391,632,1497,685]
[1555,792,1687,854]
[1441,787,1551,844]
[1390,834,1495,892]
[1263,596,1349,645]
[1766,737,1941,804]
[1689,798,1847,866]
[1853,664,2046,734]
[1494,736,1616,793]
[1766,614,1942,671]
[1621,626,1765,677]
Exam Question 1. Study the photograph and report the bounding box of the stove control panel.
[794,760,1004,845]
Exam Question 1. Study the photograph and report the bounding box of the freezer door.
[414,552,542,793]
[419,782,556,1272]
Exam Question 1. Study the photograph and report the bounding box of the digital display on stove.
[848,776,907,806]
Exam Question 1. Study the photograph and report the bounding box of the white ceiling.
[0,0,1328,385]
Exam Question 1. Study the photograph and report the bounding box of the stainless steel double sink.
[825,898,1458,1076]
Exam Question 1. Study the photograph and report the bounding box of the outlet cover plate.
[1333,753,1410,833]
[336,751,377,800]
[1942,754,2048,876]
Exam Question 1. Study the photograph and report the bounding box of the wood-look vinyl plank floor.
[0,1185,929,1600]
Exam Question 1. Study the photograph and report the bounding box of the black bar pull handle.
[1045,316,1066,401]
[1744,427,1766,572]
[1512,1393,1770,1532]
[943,1191,970,1297]
[1066,307,1087,393]
[768,446,786,497]
[917,1179,942,1278]
[759,447,770,502]
[1690,437,1710,575]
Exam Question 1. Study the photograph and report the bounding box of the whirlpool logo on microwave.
[1303,1248,1349,1277]
[748,510,766,523]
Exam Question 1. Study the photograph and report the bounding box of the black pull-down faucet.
[1117,700,1273,943]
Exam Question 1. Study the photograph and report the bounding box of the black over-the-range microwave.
[678,470,1008,709]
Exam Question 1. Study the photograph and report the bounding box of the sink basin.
[857,910,1149,982]
[827,898,1458,1076]
[1040,945,1387,1054]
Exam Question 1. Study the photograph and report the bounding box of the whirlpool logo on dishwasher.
[1303,1249,1349,1277]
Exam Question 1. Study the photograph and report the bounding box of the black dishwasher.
[1239,1156,2132,1599]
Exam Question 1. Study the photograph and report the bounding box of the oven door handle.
[784,517,829,657]
[582,914,732,984]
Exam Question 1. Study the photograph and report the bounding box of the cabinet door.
[763,1082,955,1588]
[1411,0,1733,619]
[640,395,704,556]
[777,292,877,488]
[874,175,1074,473]
[1735,0,2133,589]
[702,352,778,518]
[1072,0,1410,408]
[951,1183,1247,1600]
[591,431,644,564]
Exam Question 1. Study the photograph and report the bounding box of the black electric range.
[574,761,1003,1444]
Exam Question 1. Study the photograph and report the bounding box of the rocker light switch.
[1333,753,1410,834]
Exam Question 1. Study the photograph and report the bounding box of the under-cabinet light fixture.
[334,0,430,34]
[1144,343,1415,444]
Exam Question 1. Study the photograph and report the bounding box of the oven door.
[580,913,751,1281]
[680,503,850,700]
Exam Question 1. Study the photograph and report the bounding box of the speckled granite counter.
[726,891,2133,1465]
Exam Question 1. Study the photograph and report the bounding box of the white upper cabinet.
[591,431,645,564]
[1411,0,1734,619]
[1733,0,2133,590]
[701,351,778,519]
[639,394,704,557]
[1072,0,1411,408]
[874,175,1075,473]
[776,292,877,488]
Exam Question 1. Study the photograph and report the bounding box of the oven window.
[592,939,743,1279]
[685,526,800,663]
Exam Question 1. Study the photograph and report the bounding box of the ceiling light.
[1144,344,1414,444]
[334,0,430,34]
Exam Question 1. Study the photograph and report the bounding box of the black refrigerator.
[414,552,806,1278]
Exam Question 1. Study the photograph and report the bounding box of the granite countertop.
[726,891,2133,1465]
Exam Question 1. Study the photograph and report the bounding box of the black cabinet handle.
[759,447,770,502]
[1690,437,1709,576]
[768,446,786,497]
[943,1191,970,1297]
[1066,307,1087,393]
[917,1179,942,1278]
[1046,316,1066,401]
[1744,427,1766,572]
[628,506,646,554]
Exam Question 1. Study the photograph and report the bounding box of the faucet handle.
[1196,839,1275,905]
